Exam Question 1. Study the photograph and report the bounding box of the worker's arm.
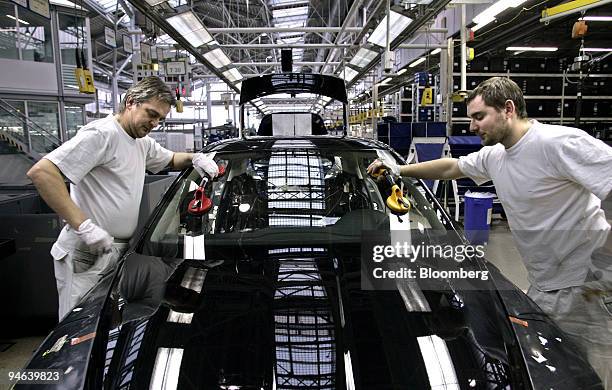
[400,158,465,180]
[171,152,219,177]
[367,158,465,180]
[26,159,87,230]
[170,152,194,169]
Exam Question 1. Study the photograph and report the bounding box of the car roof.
[239,73,348,104]
[204,136,391,153]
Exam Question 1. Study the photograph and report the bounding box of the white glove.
[192,152,219,178]
[75,219,113,255]
[367,159,400,177]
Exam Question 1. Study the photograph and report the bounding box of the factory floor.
[0,219,528,374]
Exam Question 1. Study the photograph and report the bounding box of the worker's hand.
[367,159,400,177]
[192,152,219,178]
[75,219,113,255]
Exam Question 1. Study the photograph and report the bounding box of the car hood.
[24,243,602,389]
[70,242,589,390]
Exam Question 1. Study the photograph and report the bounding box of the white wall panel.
[0,59,58,95]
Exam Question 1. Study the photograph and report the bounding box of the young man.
[368,77,612,386]
[27,76,219,319]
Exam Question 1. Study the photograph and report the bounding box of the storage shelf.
[452,72,612,78]
[523,95,612,100]
[453,117,612,122]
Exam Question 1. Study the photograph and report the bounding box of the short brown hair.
[466,77,528,119]
[119,76,176,113]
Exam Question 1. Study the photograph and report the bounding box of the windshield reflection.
[105,243,512,389]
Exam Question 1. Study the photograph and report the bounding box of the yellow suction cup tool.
[371,166,411,215]
[386,183,411,215]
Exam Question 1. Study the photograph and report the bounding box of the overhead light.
[222,68,243,82]
[338,67,359,82]
[397,68,408,75]
[367,11,413,47]
[579,16,612,21]
[144,0,166,6]
[379,77,392,85]
[580,47,612,52]
[204,48,231,68]
[272,5,308,19]
[506,46,558,51]
[431,48,441,54]
[408,57,426,67]
[471,0,528,31]
[49,0,82,8]
[349,48,378,68]
[6,14,29,25]
[166,11,213,47]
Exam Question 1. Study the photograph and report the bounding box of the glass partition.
[17,6,53,63]
[65,104,84,139]
[27,101,59,153]
[0,1,18,60]
[0,100,26,139]
[58,12,86,67]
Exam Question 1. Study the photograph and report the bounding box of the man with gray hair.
[27,76,218,319]
[368,77,612,386]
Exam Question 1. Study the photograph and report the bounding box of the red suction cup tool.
[188,187,212,215]
[216,164,226,178]
[188,177,213,215]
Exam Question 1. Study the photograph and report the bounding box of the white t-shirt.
[45,114,174,239]
[458,120,612,291]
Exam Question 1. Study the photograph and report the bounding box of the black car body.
[20,75,602,390]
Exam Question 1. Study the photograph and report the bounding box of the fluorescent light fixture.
[379,77,392,85]
[431,48,441,54]
[397,68,408,75]
[272,5,308,19]
[276,36,303,44]
[222,68,243,83]
[409,57,426,67]
[157,34,177,45]
[367,11,413,47]
[349,48,378,68]
[471,0,528,31]
[166,11,213,47]
[49,0,82,8]
[506,46,558,51]
[204,48,231,68]
[338,67,359,82]
[6,14,29,25]
[579,16,612,21]
[580,47,612,52]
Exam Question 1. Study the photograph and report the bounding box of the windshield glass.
[138,142,447,258]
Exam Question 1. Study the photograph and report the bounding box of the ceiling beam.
[221,43,353,49]
[347,0,453,89]
[233,61,341,66]
[124,0,239,93]
[208,27,363,33]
